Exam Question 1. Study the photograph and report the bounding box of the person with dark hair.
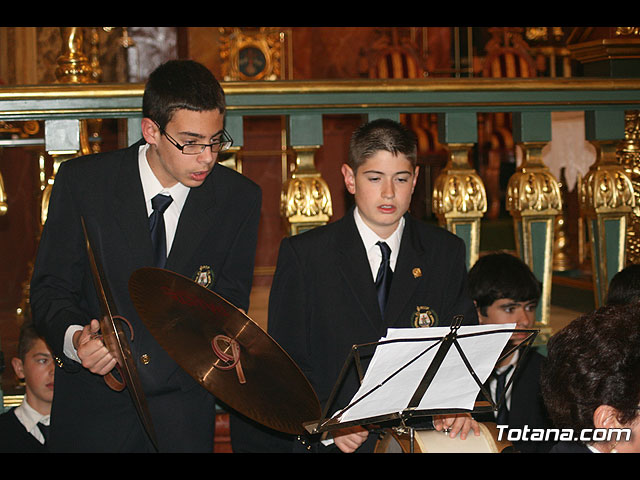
[230,118,479,453]
[467,252,553,452]
[541,303,640,453]
[0,321,54,452]
[30,59,261,452]
[606,263,640,306]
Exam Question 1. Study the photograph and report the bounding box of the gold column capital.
[432,143,487,219]
[579,140,635,215]
[507,142,562,217]
[281,146,333,235]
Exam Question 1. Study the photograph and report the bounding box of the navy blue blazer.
[30,140,261,452]
[231,208,477,452]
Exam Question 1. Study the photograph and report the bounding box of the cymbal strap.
[211,335,246,384]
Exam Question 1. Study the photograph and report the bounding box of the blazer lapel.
[384,215,428,327]
[165,164,217,272]
[335,210,384,334]
[111,142,153,266]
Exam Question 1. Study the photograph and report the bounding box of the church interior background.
[0,26,639,450]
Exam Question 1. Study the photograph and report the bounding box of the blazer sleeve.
[30,161,91,361]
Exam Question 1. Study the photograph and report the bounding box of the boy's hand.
[73,319,118,375]
[433,413,480,439]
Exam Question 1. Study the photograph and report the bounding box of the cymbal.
[128,267,321,436]
[81,218,158,451]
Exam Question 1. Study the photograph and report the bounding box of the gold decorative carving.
[579,142,634,213]
[506,142,561,336]
[433,144,487,217]
[432,143,487,268]
[507,143,562,216]
[619,110,640,264]
[579,138,635,307]
[55,27,95,84]
[616,27,640,36]
[280,147,332,235]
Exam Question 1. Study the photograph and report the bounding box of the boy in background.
[0,321,54,452]
[467,252,553,453]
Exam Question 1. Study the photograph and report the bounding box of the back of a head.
[606,264,640,306]
[348,118,417,172]
[541,303,640,432]
[142,59,226,130]
[468,252,541,315]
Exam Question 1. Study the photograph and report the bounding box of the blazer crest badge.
[194,265,214,288]
[412,305,438,328]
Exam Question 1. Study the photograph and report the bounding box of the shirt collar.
[353,206,404,257]
[138,143,190,214]
[14,396,50,434]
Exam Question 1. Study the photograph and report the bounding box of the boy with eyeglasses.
[30,60,261,452]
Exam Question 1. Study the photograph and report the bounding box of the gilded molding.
[432,144,487,218]
[619,110,640,264]
[280,147,332,233]
[55,27,95,84]
[507,143,562,216]
[579,142,634,214]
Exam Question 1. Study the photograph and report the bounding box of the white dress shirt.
[353,207,404,280]
[137,143,190,255]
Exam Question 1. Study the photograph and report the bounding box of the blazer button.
[140,354,151,365]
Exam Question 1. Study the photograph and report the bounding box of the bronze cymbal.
[128,267,321,436]
[81,218,159,451]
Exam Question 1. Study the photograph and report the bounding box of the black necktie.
[38,422,50,444]
[494,365,513,425]
[149,193,173,268]
[375,241,393,316]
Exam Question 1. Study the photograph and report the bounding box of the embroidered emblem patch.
[194,265,214,288]
[412,306,438,328]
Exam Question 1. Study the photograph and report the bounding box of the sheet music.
[336,324,515,424]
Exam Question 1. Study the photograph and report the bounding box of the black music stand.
[303,315,538,452]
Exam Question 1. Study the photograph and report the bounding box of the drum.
[374,422,513,453]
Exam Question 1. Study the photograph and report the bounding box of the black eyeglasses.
[157,123,233,155]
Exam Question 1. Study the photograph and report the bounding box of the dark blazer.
[0,409,48,453]
[30,140,261,452]
[230,208,477,452]
[475,349,553,453]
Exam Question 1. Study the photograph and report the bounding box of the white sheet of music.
[335,324,515,424]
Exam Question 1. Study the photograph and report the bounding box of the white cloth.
[515,111,597,192]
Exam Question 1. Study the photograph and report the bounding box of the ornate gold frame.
[218,27,289,81]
